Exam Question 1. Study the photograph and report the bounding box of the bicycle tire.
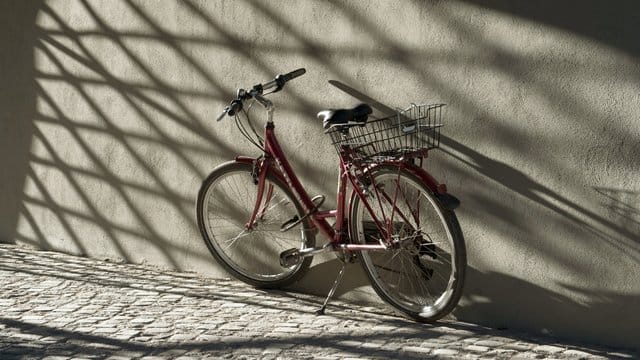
[349,165,466,322]
[196,161,315,288]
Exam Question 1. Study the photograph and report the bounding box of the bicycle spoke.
[222,229,251,251]
[263,196,290,212]
[393,178,422,226]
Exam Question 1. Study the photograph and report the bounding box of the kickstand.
[315,261,347,315]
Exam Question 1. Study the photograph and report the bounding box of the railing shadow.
[7,0,344,269]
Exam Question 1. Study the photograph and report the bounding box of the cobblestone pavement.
[0,244,636,359]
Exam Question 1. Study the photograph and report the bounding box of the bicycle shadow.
[322,79,640,348]
[459,266,640,350]
[305,256,640,351]
[328,80,639,252]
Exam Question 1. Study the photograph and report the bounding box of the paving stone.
[361,341,383,349]
[272,327,299,333]
[432,348,459,356]
[504,342,537,351]
[476,339,506,347]
[534,344,567,353]
[511,351,545,359]
[403,345,432,354]
[467,344,491,352]
[92,327,119,334]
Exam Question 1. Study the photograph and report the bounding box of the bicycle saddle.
[318,103,373,130]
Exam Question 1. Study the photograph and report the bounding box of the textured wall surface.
[1,0,638,348]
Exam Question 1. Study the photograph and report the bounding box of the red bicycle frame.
[234,120,445,253]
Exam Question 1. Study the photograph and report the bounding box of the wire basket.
[327,103,444,162]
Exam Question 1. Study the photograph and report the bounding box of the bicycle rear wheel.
[349,165,466,322]
[196,161,314,288]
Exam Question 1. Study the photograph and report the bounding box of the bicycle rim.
[197,162,312,287]
[351,167,465,321]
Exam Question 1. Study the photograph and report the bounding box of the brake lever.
[216,107,228,121]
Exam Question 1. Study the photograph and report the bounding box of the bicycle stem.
[253,93,274,124]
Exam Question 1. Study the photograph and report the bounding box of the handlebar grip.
[283,68,306,82]
[270,68,306,93]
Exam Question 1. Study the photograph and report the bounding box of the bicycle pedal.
[279,248,302,268]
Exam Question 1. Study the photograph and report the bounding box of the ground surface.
[0,244,636,359]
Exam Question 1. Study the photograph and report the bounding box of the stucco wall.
[2,0,638,348]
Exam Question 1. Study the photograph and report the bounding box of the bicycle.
[196,68,466,322]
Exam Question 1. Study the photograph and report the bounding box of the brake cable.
[234,103,264,151]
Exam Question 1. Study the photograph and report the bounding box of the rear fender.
[399,163,461,211]
[348,162,460,212]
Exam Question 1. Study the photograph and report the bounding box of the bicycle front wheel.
[196,161,314,288]
[349,166,466,322]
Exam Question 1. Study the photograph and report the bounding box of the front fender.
[234,155,257,165]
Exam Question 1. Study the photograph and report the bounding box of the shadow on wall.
[460,0,640,58]
[1,0,639,349]
[0,1,43,246]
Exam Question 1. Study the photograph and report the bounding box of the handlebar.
[216,68,306,121]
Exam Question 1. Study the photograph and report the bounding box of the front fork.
[244,156,273,230]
